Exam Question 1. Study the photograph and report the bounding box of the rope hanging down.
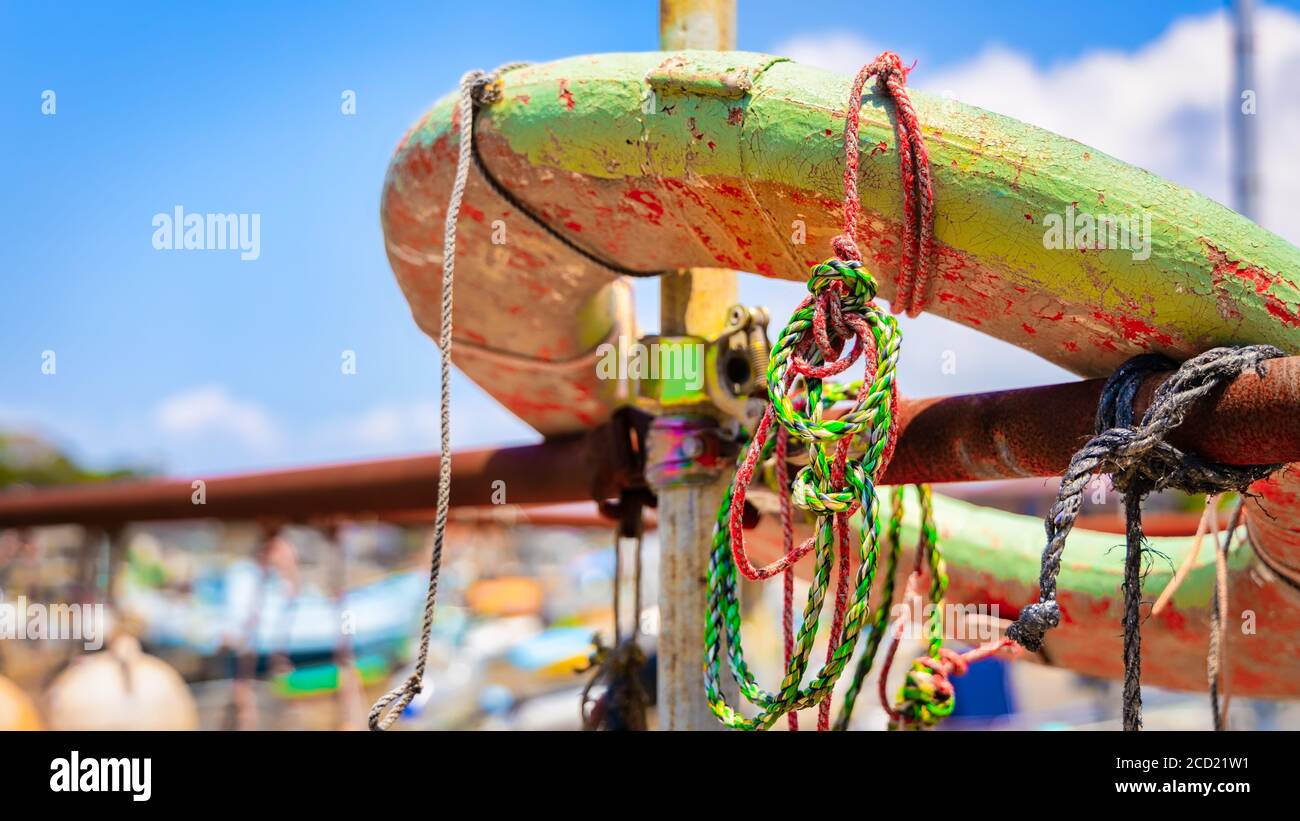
[580,491,651,731]
[1006,345,1285,731]
[704,52,971,731]
[837,53,935,318]
[368,65,521,731]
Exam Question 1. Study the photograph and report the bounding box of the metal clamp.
[632,303,770,427]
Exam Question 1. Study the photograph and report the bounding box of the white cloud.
[340,402,440,449]
[154,385,279,450]
[769,32,884,76]
[775,6,1300,242]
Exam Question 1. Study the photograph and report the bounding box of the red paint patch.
[1204,239,1300,327]
[869,140,888,157]
[557,79,575,110]
[1021,322,1037,334]
[1090,309,1175,348]
[625,190,665,224]
[728,107,744,125]
[1155,605,1186,632]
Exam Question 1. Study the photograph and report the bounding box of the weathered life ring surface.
[382,50,1300,436]
[381,52,1300,699]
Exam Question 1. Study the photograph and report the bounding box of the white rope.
[368,66,518,731]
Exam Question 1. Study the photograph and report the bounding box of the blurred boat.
[121,561,431,663]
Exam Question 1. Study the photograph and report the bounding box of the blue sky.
[3,1,1298,476]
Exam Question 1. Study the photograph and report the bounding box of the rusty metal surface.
[653,0,739,736]
[4,360,1300,528]
[880,355,1300,484]
[0,437,604,528]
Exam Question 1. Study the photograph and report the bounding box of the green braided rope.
[889,483,957,730]
[918,485,946,661]
[703,258,902,730]
[832,484,904,730]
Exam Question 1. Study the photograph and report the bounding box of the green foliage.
[0,431,148,489]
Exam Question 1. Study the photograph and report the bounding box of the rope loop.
[367,673,422,732]
[1007,344,1287,730]
[766,280,900,452]
[790,459,866,515]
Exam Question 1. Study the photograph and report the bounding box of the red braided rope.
[876,566,1016,725]
[834,52,935,318]
[775,429,798,731]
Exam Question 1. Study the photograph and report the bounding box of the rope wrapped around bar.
[1007,345,1285,731]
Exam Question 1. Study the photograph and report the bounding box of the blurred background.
[2,1,1299,730]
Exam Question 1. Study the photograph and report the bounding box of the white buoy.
[0,673,42,730]
[45,635,199,730]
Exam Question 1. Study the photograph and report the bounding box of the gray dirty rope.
[367,65,522,731]
[1006,345,1285,732]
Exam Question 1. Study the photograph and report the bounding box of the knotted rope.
[704,258,901,730]
[368,65,521,731]
[1007,345,1285,731]
[838,484,1014,730]
[837,52,935,318]
[703,51,947,731]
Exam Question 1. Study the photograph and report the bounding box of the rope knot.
[889,655,956,730]
[808,258,877,305]
[469,71,507,106]
[790,460,865,515]
[1006,600,1060,652]
[867,51,909,89]
[830,234,862,263]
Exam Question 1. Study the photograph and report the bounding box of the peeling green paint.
[400,51,1300,371]
[881,492,1240,609]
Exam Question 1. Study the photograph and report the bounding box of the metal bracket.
[632,303,770,427]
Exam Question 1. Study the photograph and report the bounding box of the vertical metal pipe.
[1232,0,1259,220]
[652,0,737,731]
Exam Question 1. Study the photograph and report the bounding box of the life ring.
[380,51,1300,697]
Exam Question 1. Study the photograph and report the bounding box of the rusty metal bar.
[3,357,1299,529]
[879,354,1300,484]
[0,436,606,528]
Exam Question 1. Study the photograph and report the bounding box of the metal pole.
[651,0,738,731]
[1232,0,1259,220]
